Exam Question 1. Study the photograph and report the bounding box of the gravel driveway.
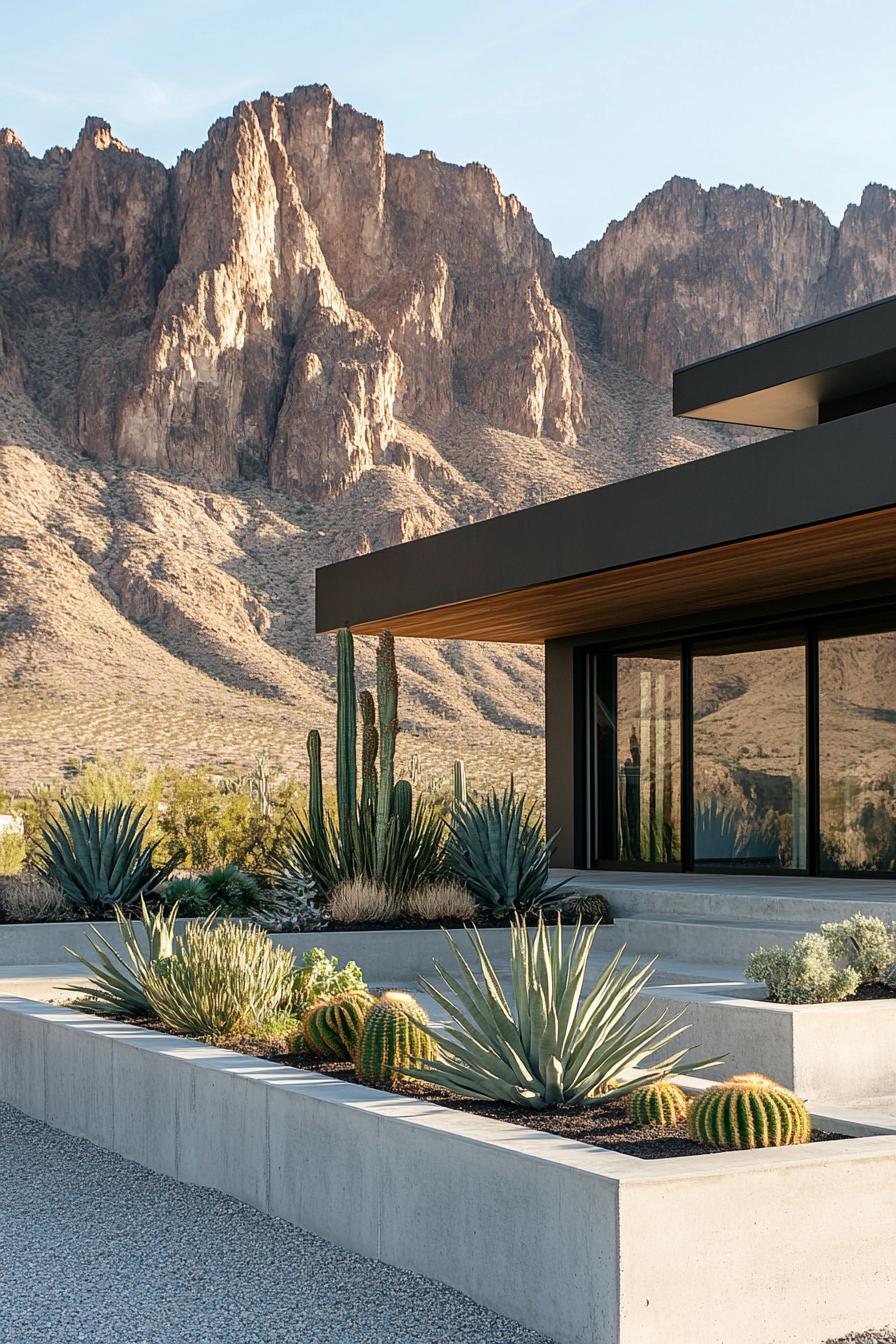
[0,1101,548,1344]
[1,1100,891,1344]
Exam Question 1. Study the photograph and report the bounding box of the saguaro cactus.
[336,627,358,841]
[375,631,399,869]
[359,689,379,816]
[307,729,325,839]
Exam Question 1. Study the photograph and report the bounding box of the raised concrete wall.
[1,995,895,1344]
[640,983,896,1107]
[0,919,605,981]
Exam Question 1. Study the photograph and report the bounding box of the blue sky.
[4,0,896,255]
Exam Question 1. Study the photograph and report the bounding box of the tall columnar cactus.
[354,991,436,1086]
[375,631,399,870]
[359,689,379,815]
[307,729,325,839]
[393,779,412,832]
[302,991,374,1061]
[626,1081,688,1127]
[453,759,467,807]
[336,627,358,842]
[687,1074,811,1150]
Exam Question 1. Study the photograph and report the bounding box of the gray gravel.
[825,1335,896,1344]
[0,1101,549,1344]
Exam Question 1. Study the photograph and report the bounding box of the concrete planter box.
[1,995,895,1344]
[645,982,896,1108]
[0,918,605,980]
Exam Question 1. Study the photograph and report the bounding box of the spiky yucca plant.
[687,1074,811,1150]
[402,917,719,1109]
[64,899,179,1018]
[354,991,436,1086]
[445,783,567,916]
[302,991,374,1060]
[34,799,177,916]
[626,1081,688,1127]
[142,919,296,1041]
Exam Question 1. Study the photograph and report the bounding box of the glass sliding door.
[819,628,896,873]
[691,636,807,870]
[590,610,895,877]
[614,651,681,864]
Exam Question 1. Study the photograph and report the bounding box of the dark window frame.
[585,602,896,880]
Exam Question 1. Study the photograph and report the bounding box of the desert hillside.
[2,85,896,794]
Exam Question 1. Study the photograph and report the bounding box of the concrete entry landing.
[554,869,896,969]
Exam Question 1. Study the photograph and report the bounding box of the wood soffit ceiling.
[344,508,896,644]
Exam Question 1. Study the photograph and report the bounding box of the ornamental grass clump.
[401,916,719,1109]
[142,919,296,1041]
[64,898,179,1018]
[745,933,861,1004]
[687,1074,811,1150]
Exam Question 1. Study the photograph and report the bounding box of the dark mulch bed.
[321,910,606,932]
[847,982,896,1001]
[243,1044,846,1160]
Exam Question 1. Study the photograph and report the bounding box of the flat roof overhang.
[315,402,896,644]
[673,293,896,430]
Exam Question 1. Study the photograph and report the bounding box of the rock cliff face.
[0,86,582,499]
[3,83,896,790]
[563,175,896,384]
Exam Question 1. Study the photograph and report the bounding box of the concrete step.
[608,914,811,967]
[554,869,896,927]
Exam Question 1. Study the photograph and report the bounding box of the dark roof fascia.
[314,401,896,634]
[673,293,896,429]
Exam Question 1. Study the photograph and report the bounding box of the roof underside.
[673,294,896,429]
[315,403,896,645]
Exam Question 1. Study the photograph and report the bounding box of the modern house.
[316,297,896,882]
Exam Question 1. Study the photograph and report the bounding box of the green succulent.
[292,946,367,1016]
[33,799,178,916]
[142,919,296,1041]
[445,783,568,917]
[64,898,179,1018]
[301,991,374,1060]
[688,1074,811,1149]
[626,1081,688,1127]
[402,916,720,1109]
[354,991,436,1087]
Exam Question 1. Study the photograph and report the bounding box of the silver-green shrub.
[142,919,296,1040]
[820,914,896,986]
[745,933,861,1004]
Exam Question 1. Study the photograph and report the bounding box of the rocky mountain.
[2,85,895,793]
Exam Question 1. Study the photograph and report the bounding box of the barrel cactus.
[687,1074,811,1150]
[302,991,374,1060]
[626,1081,688,1127]
[354,991,436,1086]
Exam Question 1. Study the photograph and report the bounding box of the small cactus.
[626,1081,688,1127]
[687,1073,811,1150]
[301,991,374,1061]
[354,990,436,1086]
